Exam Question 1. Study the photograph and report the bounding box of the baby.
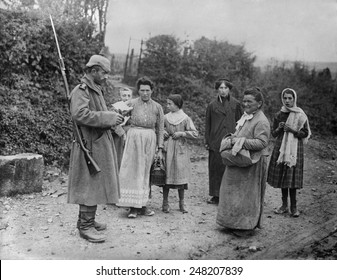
[113,87,133,122]
[112,87,133,167]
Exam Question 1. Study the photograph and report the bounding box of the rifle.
[50,15,101,175]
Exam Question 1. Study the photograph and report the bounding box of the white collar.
[165,109,188,125]
[235,111,254,131]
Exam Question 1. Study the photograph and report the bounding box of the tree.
[139,34,259,102]
[63,0,109,41]
[0,0,35,10]
[0,0,109,44]
[141,35,182,83]
[0,9,103,85]
[140,35,186,98]
[0,8,104,166]
[192,37,256,91]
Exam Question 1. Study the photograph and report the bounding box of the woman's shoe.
[207,196,219,204]
[127,208,138,218]
[230,229,255,238]
[291,209,300,217]
[162,203,170,213]
[274,206,289,214]
[139,207,155,216]
[179,201,188,213]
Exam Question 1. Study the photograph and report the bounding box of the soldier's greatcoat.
[68,75,120,206]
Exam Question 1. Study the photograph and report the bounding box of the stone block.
[0,153,44,196]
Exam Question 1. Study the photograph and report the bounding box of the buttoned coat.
[67,75,120,206]
[205,96,242,151]
[216,110,270,230]
[205,95,243,197]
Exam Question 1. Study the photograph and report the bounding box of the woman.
[267,88,311,217]
[216,87,270,237]
[205,78,242,204]
[117,77,164,218]
[161,94,198,213]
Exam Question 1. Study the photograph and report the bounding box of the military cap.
[86,55,111,72]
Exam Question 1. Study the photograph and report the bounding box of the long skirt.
[117,127,156,208]
[267,138,304,189]
[208,150,226,197]
[216,156,268,230]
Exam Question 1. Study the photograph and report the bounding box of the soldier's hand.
[116,113,124,125]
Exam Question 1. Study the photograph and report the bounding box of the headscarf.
[277,88,312,167]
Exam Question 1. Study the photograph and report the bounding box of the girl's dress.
[163,110,198,189]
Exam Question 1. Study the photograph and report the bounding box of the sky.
[105,0,337,62]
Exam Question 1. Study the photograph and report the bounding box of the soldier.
[67,55,124,243]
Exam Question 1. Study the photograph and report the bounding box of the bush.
[0,9,104,168]
[0,9,103,86]
[0,75,72,167]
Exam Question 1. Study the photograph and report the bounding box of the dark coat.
[205,95,243,197]
[205,95,243,151]
[67,75,120,206]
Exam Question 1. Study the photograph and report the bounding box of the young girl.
[162,94,198,213]
[267,88,311,217]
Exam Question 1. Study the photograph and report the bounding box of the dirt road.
[0,137,336,260]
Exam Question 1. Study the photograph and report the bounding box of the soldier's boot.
[77,206,107,231]
[78,205,106,243]
[77,215,107,231]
